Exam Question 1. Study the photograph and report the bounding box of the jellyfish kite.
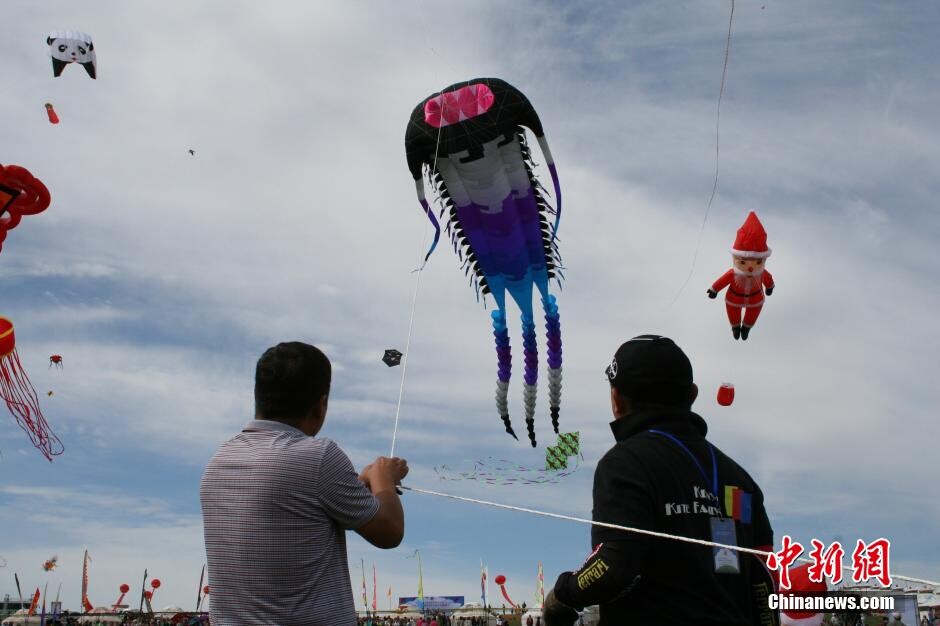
[1,318,64,461]
[405,78,563,447]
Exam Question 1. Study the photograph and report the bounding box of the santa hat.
[730,211,771,259]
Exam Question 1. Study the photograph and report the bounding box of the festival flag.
[480,560,487,606]
[196,564,206,611]
[387,585,392,611]
[138,569,148,612]
[28,587,40,616]
[40,582,47,626]
[360,559,368,612]
[15,573,23,605]
[53,582,62,619]
[80,550,93,613]
[416,552,424,604]
[372,563,377,611]
[535,562,545,608]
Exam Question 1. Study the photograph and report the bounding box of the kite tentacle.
[543,295,562,434]
[521,314,538,447]
[492,311,516,440]
[519,130,563,284]
[535,135,562,240]
[0,346,63,461]
[413,177,441,265]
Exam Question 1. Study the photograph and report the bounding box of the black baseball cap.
[605,335,694,405]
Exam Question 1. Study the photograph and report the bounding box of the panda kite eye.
[58,45,67,52]
[78,47,86,54]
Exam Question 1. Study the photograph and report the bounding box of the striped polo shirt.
[200,419,380,626]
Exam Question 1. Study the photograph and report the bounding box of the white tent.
[450,603,498,625]
[77,607,123,624]
[0,609,42,626]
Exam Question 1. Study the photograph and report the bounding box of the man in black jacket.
[544,335,777,625]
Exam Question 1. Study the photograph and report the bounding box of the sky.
[1,0,938,613]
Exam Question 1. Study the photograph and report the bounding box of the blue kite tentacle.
[543,295,563,434]
[521,314,538,448]
[414,177,441,264]
[493,310,516,440]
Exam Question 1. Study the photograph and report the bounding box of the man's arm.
[552,538,649,609]
[355,457,408,549]
[546,449,655,624]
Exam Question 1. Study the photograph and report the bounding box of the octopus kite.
[1,164,50,253]
[405,78,563,447]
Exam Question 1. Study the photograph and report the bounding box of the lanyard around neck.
[648,429,718,498]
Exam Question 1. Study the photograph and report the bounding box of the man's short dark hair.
[255,342,331,422]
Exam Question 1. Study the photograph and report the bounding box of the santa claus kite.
[708,211,775,340]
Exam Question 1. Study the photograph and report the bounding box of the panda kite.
[47,31,96,79]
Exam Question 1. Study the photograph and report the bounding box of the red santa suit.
[711,266,774,327]
[709,212,775,336]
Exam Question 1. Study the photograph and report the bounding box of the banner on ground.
[398,595,465,610]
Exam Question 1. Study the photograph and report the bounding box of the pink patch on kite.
[424,83,496,128]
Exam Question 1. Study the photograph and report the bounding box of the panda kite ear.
[87,42,94,51]
[47,37,56,45]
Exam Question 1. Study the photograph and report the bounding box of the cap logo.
[605,357,618,381]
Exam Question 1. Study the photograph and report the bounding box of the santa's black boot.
[740,325,751,340]
[732,325,741,340]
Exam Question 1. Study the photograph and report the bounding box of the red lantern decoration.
[151,579,161,589]
[144,591,152,600]
[203,586,209,595]
[114,583,131,607]
[494,574,506,585]
[717,382,735,406]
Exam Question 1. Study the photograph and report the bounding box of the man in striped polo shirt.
[200,342,408,626]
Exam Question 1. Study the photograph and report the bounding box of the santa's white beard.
[733,266,765,278]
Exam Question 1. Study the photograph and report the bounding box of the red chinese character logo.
[851,538,891,587]
[807,539,844,584]
[766,535,804,590]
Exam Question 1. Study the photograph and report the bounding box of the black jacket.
[553,407,776,625]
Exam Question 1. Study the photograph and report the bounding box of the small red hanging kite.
[45,103,59,124]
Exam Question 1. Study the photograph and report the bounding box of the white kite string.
[670,0,735,305]
[400,485,940,587]
[389,79,449,458]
